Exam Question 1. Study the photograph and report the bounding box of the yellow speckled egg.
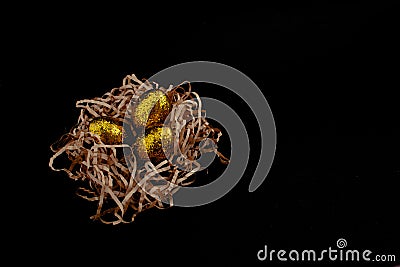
[133,90,172,128]
[135,126,173,161]
[89,117,123,145]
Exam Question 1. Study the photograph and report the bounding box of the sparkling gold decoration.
[136,126,173,160]
[89,117,123,145]
[133,90,171,127]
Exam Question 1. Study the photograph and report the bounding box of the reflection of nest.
[49,74,228,224]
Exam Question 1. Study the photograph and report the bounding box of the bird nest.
[49,74,228,224]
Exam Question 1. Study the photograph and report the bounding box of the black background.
[4,2,399,266]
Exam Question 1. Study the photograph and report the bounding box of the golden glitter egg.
[89,117,123,145]
[135,126,173,161]
[133,90,172,128]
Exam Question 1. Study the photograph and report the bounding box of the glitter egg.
[89,117,123,145]
[133,90,172,128]
[135,126,173,161]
